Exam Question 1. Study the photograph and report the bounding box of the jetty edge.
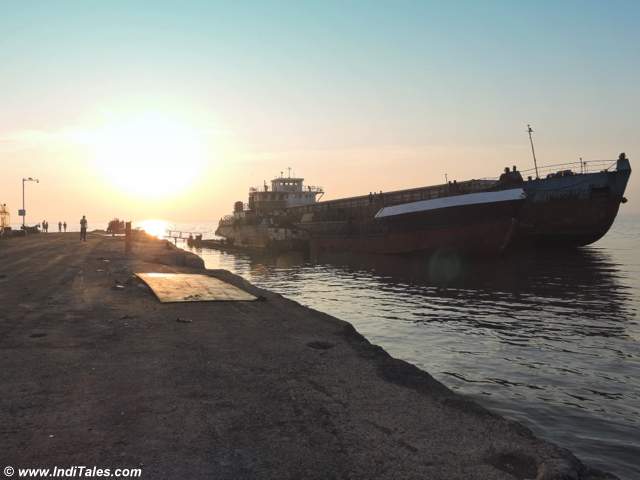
[0,233,617,479]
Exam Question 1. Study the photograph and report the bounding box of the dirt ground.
[0,233,616,479]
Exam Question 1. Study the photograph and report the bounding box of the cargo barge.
[515,153,631,246]
[215,153,631,255]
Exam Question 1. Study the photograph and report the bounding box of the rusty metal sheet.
[136,273,257,303]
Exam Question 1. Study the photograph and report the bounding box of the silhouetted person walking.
[80,216,88,242]
[58,221,62,232]
[63,221,67,232]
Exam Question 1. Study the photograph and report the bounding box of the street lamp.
[21,177,39,229]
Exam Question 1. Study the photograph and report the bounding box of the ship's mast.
[527,124,539,179]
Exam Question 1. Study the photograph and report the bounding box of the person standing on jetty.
[80,216,88,242]
[58,221,62,232]
[63,221,67,232]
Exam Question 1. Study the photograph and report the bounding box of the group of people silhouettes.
[41,220,66,232]
[40,216,89,241]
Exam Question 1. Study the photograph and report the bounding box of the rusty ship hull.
[302,189,525,255]
[515,156,631,247]
[214,223,308,251]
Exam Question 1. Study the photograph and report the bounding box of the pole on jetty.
[21,177,39,228]
[527,124,539,179]
[125,221,132,254]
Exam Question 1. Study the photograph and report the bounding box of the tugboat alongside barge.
[215,153,631,256]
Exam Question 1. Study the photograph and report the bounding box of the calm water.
[171,217,639,479]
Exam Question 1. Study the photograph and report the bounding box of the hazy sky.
[1,0,638,227]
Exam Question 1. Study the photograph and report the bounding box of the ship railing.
[286,178,496,213]
[165,229,207,239]
[519,159,618,179]
[250,185,287,193]
[250,185,324,193]
[250,186,277,193]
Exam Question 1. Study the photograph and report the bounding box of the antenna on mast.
[287,167,291,178]
[527,124,539,179]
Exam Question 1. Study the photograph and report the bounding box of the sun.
[136,219,169,238]
[90,112,206,198]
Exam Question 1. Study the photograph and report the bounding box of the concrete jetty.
[0,233,616,479]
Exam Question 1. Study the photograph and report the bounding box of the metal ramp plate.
[136,273,257,303]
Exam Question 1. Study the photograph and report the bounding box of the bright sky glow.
[0,1,638,225]
[88,113,206,198]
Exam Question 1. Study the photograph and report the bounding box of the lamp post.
[21,177,39,229]
[527,124,539,179]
